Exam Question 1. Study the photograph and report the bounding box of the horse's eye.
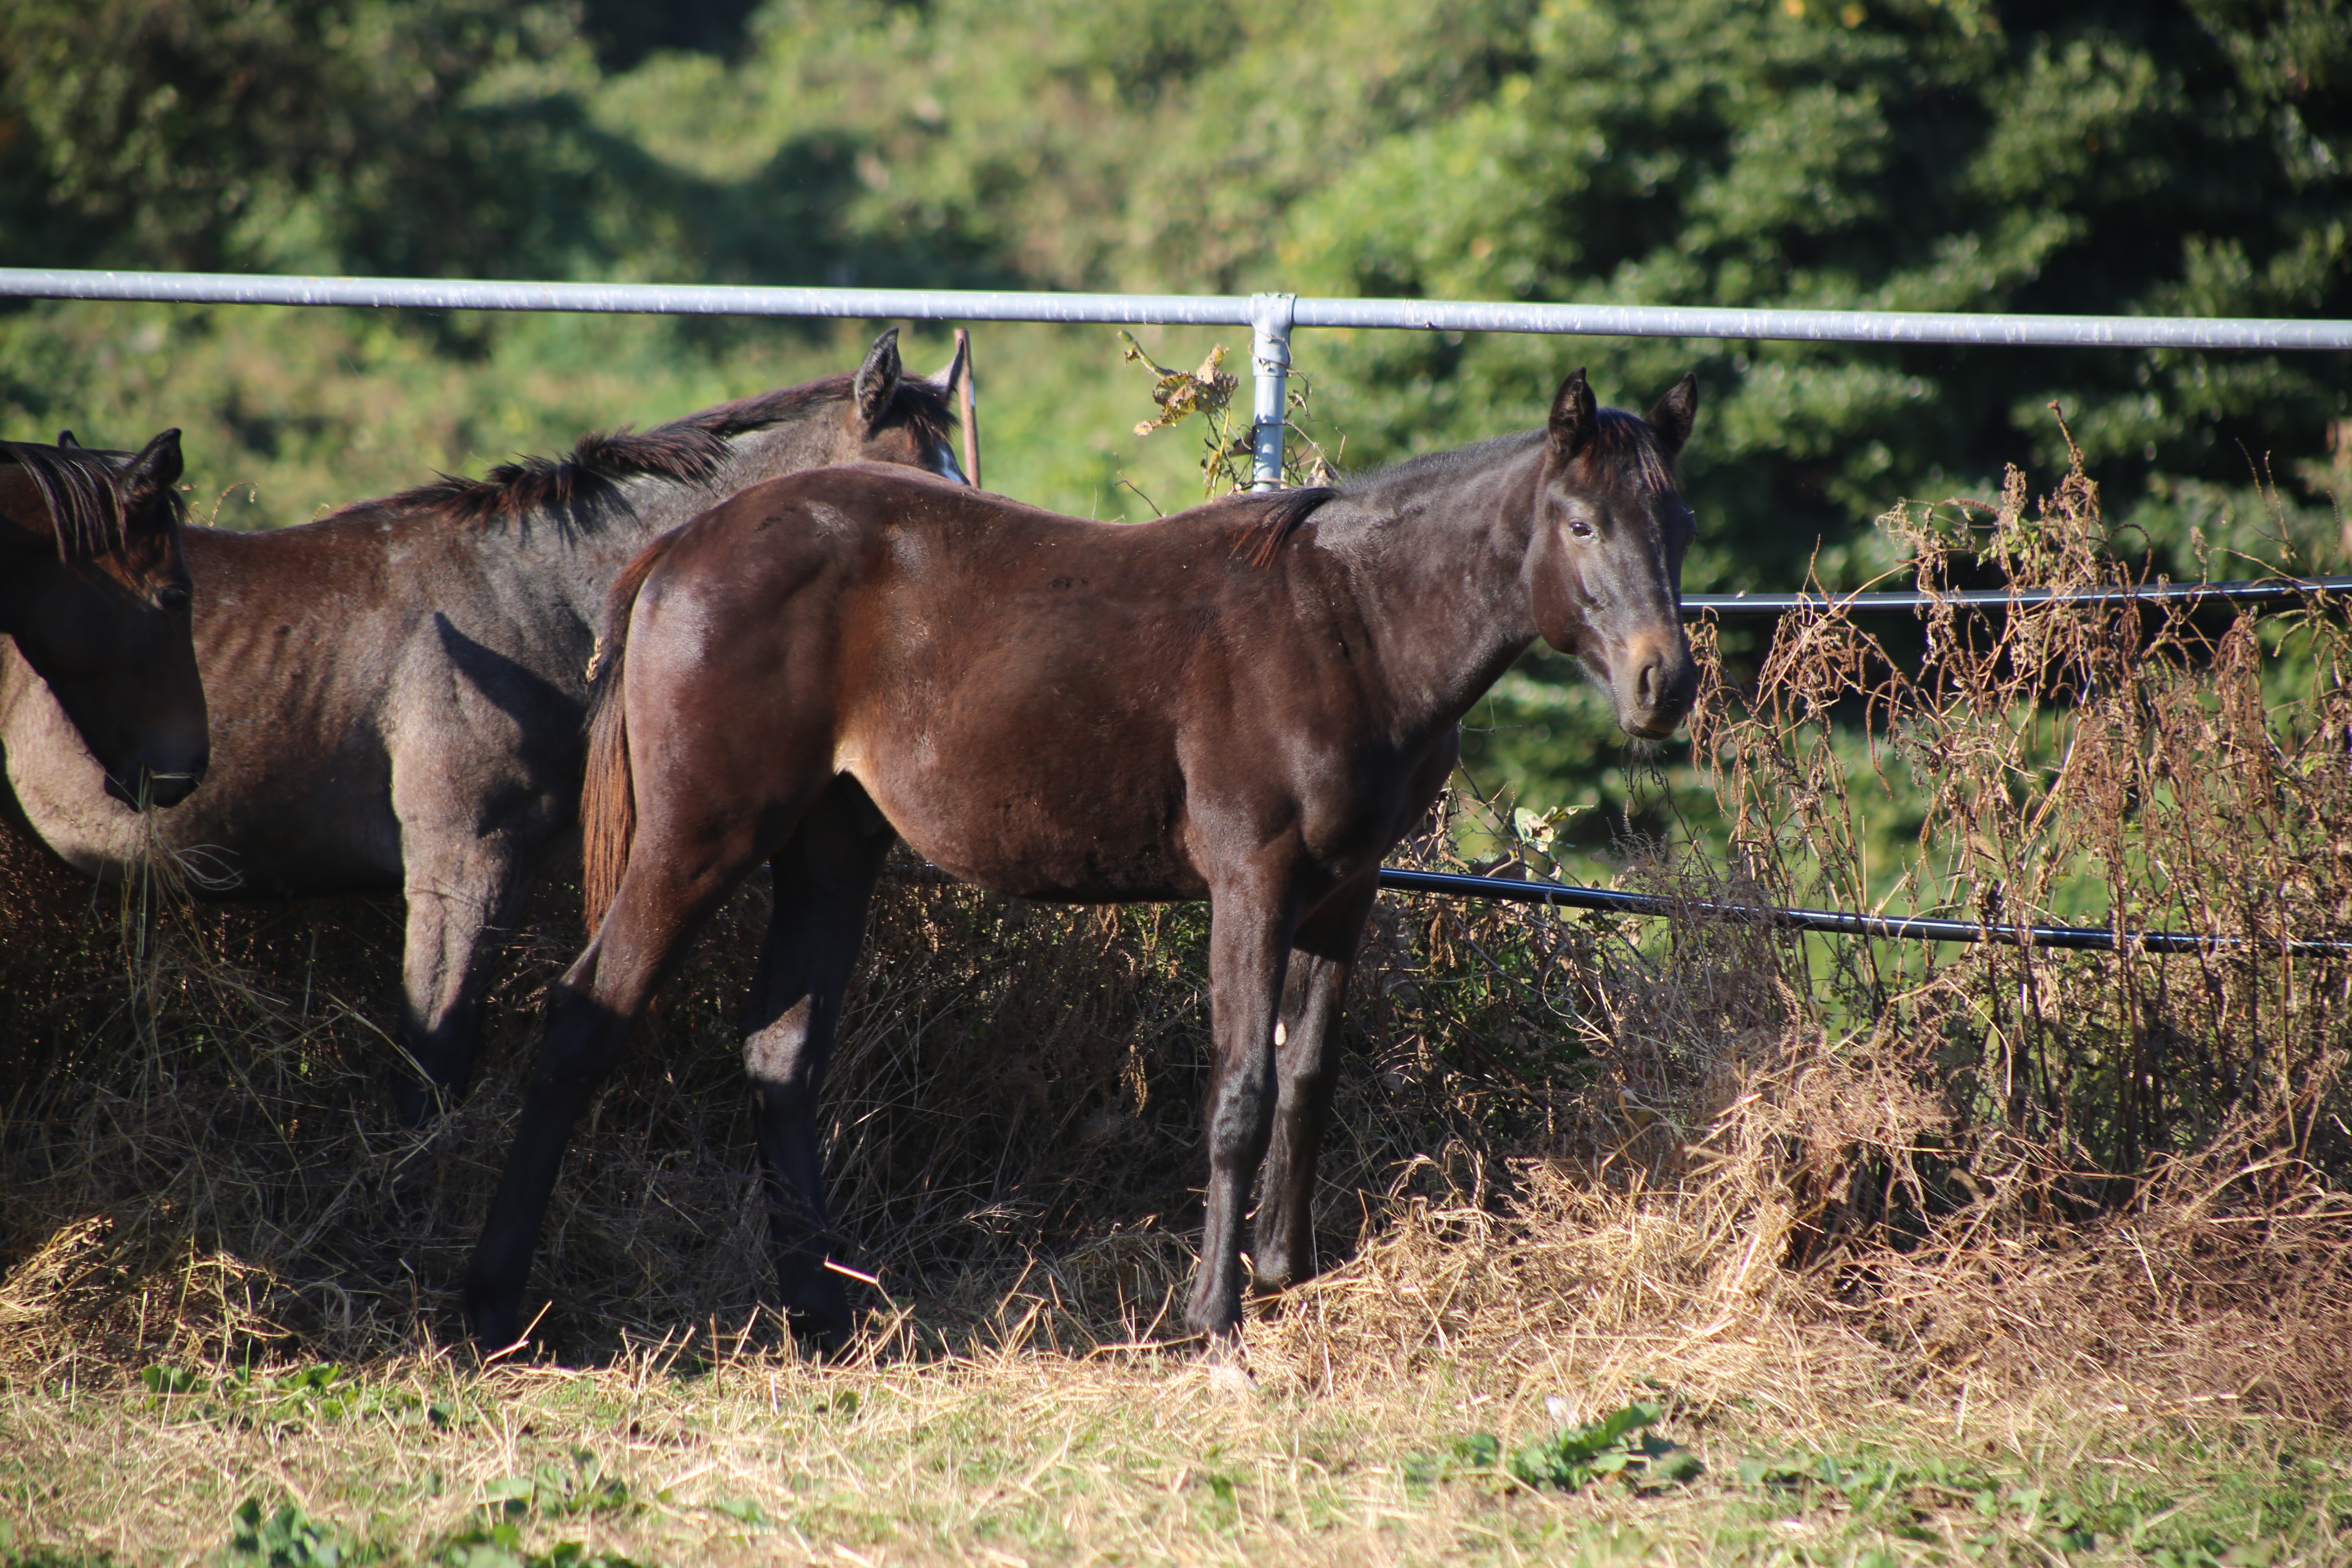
[156,584,192,611]
[1568,519,1594,539]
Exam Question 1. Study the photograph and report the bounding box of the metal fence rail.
[1686,575,2352,618]
[10,265,2351,492]
[9,267,2352,351]
[1376,868,2352,957]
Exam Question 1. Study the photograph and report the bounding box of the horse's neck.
[1314,447,1544,739]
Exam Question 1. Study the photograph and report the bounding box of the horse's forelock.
[886,372,961,455]
[1572,408,1675,497]
[0,441,132,561]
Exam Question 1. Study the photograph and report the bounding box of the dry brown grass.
[3,451,2350,1561]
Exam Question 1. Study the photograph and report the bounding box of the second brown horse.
[466,368,1704,1355]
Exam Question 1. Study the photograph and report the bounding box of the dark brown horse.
[0,332,963,1119]
[464,368,1702,1356]
[0,430,206,810]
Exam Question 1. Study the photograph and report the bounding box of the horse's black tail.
[581,530,682,938]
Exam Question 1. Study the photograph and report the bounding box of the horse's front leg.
[740,780,894,1354]
[1185,880,1297,1343]
[391,821,529,1125]
[1252,867,1379,1290]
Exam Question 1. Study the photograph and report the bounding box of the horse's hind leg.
[463,829,761,1350]
[740,777,895,1352]
[1251,868,1379,1291]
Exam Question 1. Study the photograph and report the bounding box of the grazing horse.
[0,430,207,810]
[465,367,1704,1354]
[0,331,966,1118]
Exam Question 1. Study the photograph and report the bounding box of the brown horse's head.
[836,327,971,483]
[1523,370,1701,740]
[0,429,209,806]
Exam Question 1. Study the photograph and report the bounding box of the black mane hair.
[1222,485,1343,568]
[0,440,151,561]
[347,373,961,533]
[1218,403,1674,568]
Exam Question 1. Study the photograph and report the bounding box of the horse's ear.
[932,330,970,394]
[853,327,903,430]
[1548,368,1597,461]
[1647,373,1697,459]
[120,428,184,521]
[56,430,79,449]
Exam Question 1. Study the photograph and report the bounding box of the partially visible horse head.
[0,428,209,806]
[837,327,972,484]
[1524,369,1701,741]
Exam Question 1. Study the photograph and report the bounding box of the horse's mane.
[343,373,960,534]
[1336,413,1672,497]
[1221,486,1344,568]
[1218,407,1671,568]
[0,440,136,561]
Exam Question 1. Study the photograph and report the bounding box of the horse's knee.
[1205,1070,1277,1171]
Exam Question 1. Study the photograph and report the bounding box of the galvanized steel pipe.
[7,268,2352,352]
[1249,292,1295,492]
[1684,575,2352,618]
[1375,868,2352,957]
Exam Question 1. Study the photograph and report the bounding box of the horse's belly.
[859,767,1203,904]
[923,843,1205,904]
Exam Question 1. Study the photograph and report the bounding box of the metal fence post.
[1249,292,1296,492]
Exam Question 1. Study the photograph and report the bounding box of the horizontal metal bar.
[1375,867,2352,957]
[0,270,1258,327]
[1685,575,2352,618]
[1294,297,2352,351]
[6,268,2351,350]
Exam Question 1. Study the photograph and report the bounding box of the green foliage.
[1732,1444,2352,1563]
[702,1497,768,1527]
[479,1452,635,1519]
[1404,1402,1702,1497]
[226,1499,372,1568]
[140,1364,459,1430]
[427,1524,644,1568]
[1283,0,2351,599]
[0,0,647,281]
[0,1519,116,1568]
[1506,1401,1704,1493]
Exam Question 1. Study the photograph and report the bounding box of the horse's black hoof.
[784,1303,851,1359]
[787,1319,845,1360]
[464,1291,524,1354]
[780,1273,853,1357]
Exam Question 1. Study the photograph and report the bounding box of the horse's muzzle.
[1614,641,1700,740]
